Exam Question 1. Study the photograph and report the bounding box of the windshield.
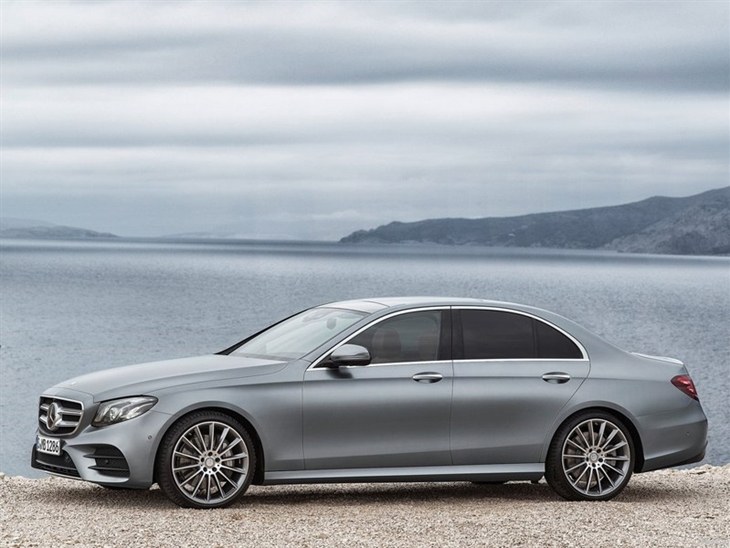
[232,307,367,360]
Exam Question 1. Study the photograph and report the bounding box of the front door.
[303,309,452,469]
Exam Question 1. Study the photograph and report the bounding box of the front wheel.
[156,411,256,508]
[546,411,635,501]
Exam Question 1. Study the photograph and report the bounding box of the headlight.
[92,396,158,427]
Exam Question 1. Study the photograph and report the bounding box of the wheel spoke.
[180,437,203,456]
[173,463,199,472]
[597,421,607,447]
[566,438,586,452]
[565,461,586,474]
[195,426,208,452]
[213,473,225,497]
[220,464,247,473]
[215,427,230,453]
[221,453,248,462]
[222,437,242,453]
[605,441,627,453]
[180,469,202,487]
[599,428,619,450]
[603,469,616,488]
[588,421,596,446]
[596,469,603,494]
[174,450,196,460]
[577,428,591,450]
[571,464,589,487]
[191,474,205,498]
[603,461,625,476]
[586,468,594,493]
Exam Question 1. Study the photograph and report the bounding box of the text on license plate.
[37,435,61,456]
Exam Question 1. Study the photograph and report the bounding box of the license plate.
[37,435,61,456]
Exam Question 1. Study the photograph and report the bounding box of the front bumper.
[31,391,171,488]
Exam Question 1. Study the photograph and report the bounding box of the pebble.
[0,466,728,547]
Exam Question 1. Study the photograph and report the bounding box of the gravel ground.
[1,465,728,548]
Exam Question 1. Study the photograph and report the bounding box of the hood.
[56,354,287,401]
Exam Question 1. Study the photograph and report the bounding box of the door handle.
[542,372,571,384]
[412,372,443,383]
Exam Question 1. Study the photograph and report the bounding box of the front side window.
[233,307,366,360]
[459,309,583,360]
[348,310,444,364]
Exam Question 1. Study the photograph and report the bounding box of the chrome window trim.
[313,359,452,370]
[307,306,450,370]
[453,358,588,363]
[307,304,589,370]
[456,305,589,361]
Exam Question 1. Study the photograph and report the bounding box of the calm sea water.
[1,238,728,476]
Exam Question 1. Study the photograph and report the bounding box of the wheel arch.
[544,405,645,473]
[153,405,266,485]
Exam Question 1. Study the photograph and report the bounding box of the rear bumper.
[637,401,708,473]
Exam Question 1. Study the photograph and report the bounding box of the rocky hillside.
[341,186,730,255]
[0,218,117,240]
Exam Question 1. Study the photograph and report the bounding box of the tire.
[546,410,635,501]
[156,411,256,509]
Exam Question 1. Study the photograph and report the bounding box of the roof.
[324,296,520,313]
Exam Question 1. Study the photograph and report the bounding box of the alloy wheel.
[561,418,631,497]
[170,420,250,505]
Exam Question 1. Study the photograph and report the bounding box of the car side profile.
[32,297,708,508]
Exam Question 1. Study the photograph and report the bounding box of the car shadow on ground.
[39,479,688,510]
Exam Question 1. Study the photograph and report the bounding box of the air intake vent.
[84,445,130,478]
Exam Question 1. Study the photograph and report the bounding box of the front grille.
[38,396,84,436]
[84,445,130,478]
[31,446,80,478]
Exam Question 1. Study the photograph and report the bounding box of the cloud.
[3,1,727,92]
[0,1,727,239]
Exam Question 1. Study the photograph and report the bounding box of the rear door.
[450,307,589,465]
[303,308,453,469]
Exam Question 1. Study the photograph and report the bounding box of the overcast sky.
[2,1,728,239]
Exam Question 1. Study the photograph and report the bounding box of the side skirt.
[263,463,544,485]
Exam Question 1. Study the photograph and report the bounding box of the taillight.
[671,375,699,400]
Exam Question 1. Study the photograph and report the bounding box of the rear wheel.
[156,411,256,508]
[546,411,635,501]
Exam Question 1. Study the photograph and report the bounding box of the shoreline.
[1,465,728,547]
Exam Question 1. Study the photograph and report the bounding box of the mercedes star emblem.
[46,402,62,431]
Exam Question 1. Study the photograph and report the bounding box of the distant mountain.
[0,218,118,240]
[341,187,730,255]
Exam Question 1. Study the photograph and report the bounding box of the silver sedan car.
[32,297,708,508]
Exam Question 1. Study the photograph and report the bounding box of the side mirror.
[330,344,371,367]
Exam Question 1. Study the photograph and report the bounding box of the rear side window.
[459,309,583,360]
[460,310,535,359]
[535,320,583,359]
